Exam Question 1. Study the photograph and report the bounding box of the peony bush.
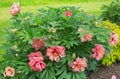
[0,3,118,79]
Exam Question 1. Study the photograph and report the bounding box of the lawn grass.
[0,0,112,8]
[0,1,112,58]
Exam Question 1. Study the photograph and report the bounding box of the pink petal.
[111,75,117,79]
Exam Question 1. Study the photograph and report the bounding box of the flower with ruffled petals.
[46,46,66,62]
[109,32,118,46]
[91,44,105,60]
[28,52,46,72]
[3,67,15,77]
[81,33,93,42]
[28,57,46,72]
[32,38,46,51]
[28,52,42,60]
[10,2,20,15]
[65,11,72,17]
[70,57,87,72]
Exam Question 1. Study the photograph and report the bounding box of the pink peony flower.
[91,44,105,60]
[70,57,87,72]
[46,46,66,62]
[32,38,46,51]
[10,2,20,15]
[28,52,42,60]
[28,57,46,72]
[65,11,72,17]
[3,67,15,77]
[109,32,118,46]
[28,52,46,72]
[81,33,93,42]
[111,75,117,79]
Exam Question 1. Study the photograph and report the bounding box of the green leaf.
[40,69,47,79]
[66,72,72,79]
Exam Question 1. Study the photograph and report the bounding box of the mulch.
[88,63,120,79]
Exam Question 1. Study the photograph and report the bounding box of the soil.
[88,63,120,79]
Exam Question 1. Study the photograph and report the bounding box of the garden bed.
[88,63,120,79]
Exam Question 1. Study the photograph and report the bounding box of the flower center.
[52,51,58,57]
[76,63,82,69]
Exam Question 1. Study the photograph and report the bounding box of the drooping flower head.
[46,46,66,62]
[65,10,72,17]
[32,38,46,51]
[28,52,46,72]
[91,44,105,60]
[78,28,93,42]
[70,57,87,72]
[3,67,15,77]
[81,33,93,42]
[10,2,20,15]
[109,32,118,46]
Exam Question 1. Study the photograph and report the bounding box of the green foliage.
[0,7,112,79]
[102,21,120,66]
[100,0,120,26]
[102,44,120,66]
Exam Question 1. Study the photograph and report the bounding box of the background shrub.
[102,21,120,66]
[100,0,120,26]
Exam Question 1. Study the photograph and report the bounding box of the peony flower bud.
[49,27,56,33]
